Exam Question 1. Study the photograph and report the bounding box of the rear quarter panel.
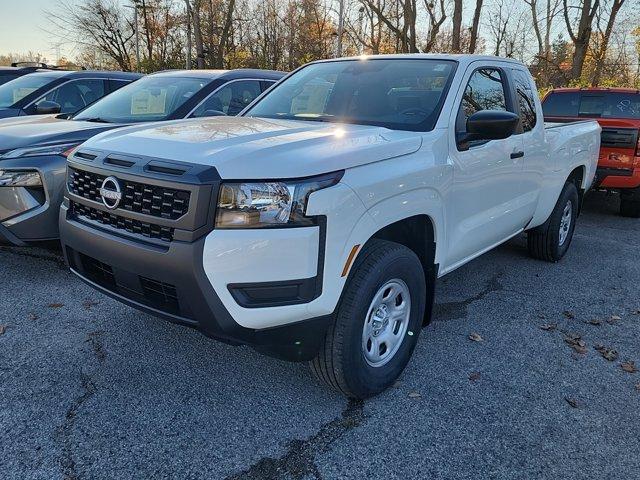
[529,121,600,227]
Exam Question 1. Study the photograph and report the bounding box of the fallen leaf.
[564,333,587,354]
[537,313,547,319]
[29,313,38,321]
[47,303,64,308]
[392,381,402,389]
[469,333,483,342]
[563,310,575,319]
[82,300,99,310]
[607,315,622,325]
[0,325,5,335]
[408,392,422,399]
[631,310,640,315]
[594,344,618,362]
[587,319,602,326]
[620,361,638,374]
[469,372,481,381]
[565,397,580,408]
[540,323,557,331]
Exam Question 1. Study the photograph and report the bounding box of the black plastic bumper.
[60,204,332,361]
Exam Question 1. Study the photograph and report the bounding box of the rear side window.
[512,69,537,132]
[543,92,640,119]
[460,68,508,122]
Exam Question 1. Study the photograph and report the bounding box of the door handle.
[510,151,524,159]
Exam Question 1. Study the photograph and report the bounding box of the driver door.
[445,64,526,270]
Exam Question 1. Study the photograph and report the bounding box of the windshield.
[245,59,456,131]
[543,92,640,120]
[0,74,57,108]
[73,76,213,123]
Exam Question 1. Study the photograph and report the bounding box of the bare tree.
[469,0,484,53]
[563,0,600,80]
[424,0,447,52]
[487,0,527,57]
[363,0,419,52]
[591,0,626,85]
[46,0,135,71]
[451,0,462,51]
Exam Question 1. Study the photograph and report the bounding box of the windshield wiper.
[81,117,111,123]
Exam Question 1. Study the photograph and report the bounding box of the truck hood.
[0,115,120,154]
[82,116,424,178]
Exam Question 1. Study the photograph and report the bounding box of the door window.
[460,68,508,122]
[35,79,105,113]
[191,80,262,117]
[512,70,537,132]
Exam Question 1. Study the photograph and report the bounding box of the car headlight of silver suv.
[0,170,42,187]
[215,172,342,228]
[0,142,80,159]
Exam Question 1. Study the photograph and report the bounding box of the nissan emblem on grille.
[99,176,122,209]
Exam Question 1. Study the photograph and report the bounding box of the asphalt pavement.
[0,191,638,480]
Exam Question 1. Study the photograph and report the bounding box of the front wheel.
[527,181,579,262]
[310,240,426,399]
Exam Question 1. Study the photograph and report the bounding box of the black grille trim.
[75,252,183,317]
[601,127,639,149]
[68,167,191,220]
[79,253,116,289]
[70,201,174,242]
[140,277,180,314]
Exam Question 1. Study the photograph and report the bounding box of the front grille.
[68,167,191,220]
[71,201,174,242]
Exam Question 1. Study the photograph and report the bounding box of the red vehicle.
[542,87,640,217]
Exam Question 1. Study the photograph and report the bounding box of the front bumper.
[0,154,66,244]
[60,207,333,361]
[595,163,640,190]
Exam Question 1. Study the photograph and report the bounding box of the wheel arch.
[364,214,438,326]
[567,165,586,214]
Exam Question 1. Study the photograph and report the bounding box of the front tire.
[527,181,579,262]
[310,240,426,399]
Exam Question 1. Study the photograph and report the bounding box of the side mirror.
[458,110,520,148]
[36,101,61,115]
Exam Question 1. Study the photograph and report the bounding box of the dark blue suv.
[0,70,142,119]
[0,62,59,86]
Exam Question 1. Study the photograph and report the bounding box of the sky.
[0,0,76,61]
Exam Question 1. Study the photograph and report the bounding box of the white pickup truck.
[60,55,600,398]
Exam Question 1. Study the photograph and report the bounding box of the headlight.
[0,170,42,187]
[215,172,342,228]
[0,142,80,159]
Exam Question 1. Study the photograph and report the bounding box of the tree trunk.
[191,0,205,69]
[452,0,463,52]
[563,0,600,80]
[469,0,483,53]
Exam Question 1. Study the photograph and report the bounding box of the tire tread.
[310,239,415,398]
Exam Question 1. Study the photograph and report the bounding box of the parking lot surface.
[1,191,639,480]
